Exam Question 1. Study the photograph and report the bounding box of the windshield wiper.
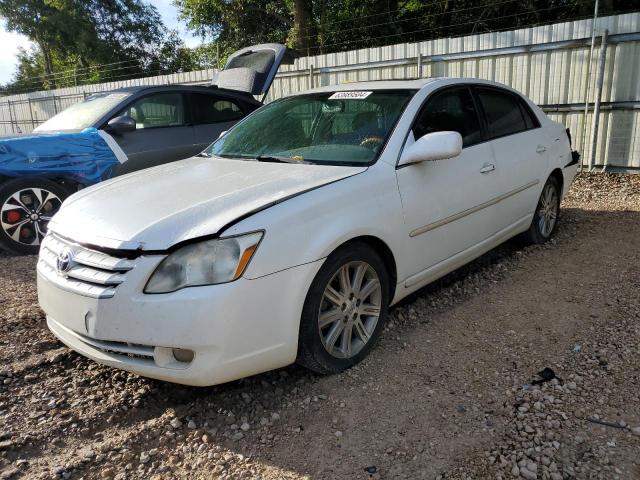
[196,151,212,157]
[255,155,314,165]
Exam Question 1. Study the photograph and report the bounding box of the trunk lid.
[211,43,296,97]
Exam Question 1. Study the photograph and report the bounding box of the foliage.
[175,0,292,58]
[0,0,201,93]
[177,0,639,55]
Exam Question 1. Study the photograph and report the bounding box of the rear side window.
[117,93,185,129]
[519,99,540,129]
[190,94,244,125]
[476,88,528,139]
[413,87,482,148]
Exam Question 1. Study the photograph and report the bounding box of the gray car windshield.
[206,90,414,165]
[34,92,131,133]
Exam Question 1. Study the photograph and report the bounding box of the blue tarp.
[0,128,120,185]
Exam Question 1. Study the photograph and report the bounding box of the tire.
[297,242,390,374]
[0,178,71,255]
[521,175,560,245]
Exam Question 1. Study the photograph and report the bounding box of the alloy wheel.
[0,188,61,246]
[318,261,382,359]
[537,183,558,238]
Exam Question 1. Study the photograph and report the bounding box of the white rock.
[240,422,250,432]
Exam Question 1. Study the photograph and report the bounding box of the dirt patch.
[1,173,639,480]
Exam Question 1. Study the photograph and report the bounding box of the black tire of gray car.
[297,242,390,374]
[521,175,561,245]
[0,178,72,255]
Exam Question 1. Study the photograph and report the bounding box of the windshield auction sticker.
[328,91,373,100]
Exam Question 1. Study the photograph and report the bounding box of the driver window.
[116,93,185,130]
[413,87,482,148]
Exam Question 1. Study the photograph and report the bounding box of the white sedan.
[37,78,579,386]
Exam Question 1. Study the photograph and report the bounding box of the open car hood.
[48,156,365,251]
[211,43,297,97]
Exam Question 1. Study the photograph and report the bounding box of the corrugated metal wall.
[1,12,639,169]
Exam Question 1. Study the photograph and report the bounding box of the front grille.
[38,234,136,299]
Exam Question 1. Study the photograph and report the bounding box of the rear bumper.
[561,151,580,199]
[39,258,322,386]
[565,150,580,168]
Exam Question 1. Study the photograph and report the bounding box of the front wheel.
[0,178,71,255]
[522,176,560,245]
[297,242,390,374]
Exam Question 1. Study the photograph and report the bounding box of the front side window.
[413,87,482,148]
[191,95,244,124]
[476,88,527,139]
[206,90,415,165]
[116,93,185,130]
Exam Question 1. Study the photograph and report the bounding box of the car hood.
[49,156,366,251]
[0,128,120,184]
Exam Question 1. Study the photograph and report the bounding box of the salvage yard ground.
[1,173,639,480]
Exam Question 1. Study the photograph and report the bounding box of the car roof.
[92,84,260,102]
[291,77,518,95]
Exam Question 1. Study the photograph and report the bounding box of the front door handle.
[480,162,495,174]
[536,145,547,154]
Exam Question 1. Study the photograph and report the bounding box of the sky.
[0,0,202,84]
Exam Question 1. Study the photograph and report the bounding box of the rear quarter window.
[519,99,541,129]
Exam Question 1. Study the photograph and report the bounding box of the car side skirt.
[392,214,532,304]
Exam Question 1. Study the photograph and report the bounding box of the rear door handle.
[480,162,495,174]
[536,145,547,154]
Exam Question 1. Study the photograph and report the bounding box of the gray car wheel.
[297,242,390,374]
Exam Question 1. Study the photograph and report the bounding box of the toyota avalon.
[37,78,579,385]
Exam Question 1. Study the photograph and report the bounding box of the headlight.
[144,231,263,293]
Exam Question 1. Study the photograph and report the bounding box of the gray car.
[0,44,294,254]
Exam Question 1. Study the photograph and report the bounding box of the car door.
[189,93,246,151]
[396,86,501,279]
[473,86,548,229]
[108,92,198,175]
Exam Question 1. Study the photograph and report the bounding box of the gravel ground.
[1,172,639,480]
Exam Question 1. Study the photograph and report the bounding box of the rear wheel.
[522,176,560,245]
[0,178,71,255]
[297,242,390,374]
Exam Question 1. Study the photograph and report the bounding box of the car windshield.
[205,90,415,165]
[34,92,131,133]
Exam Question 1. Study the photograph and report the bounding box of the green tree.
[176,0,639,57]
[175,0,292,57]
[0,0,199,92]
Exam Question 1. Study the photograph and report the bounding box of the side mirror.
[398,131,462,166]
[105,115,136,135]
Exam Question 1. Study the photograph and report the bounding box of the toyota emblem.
[56,247,75,275]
